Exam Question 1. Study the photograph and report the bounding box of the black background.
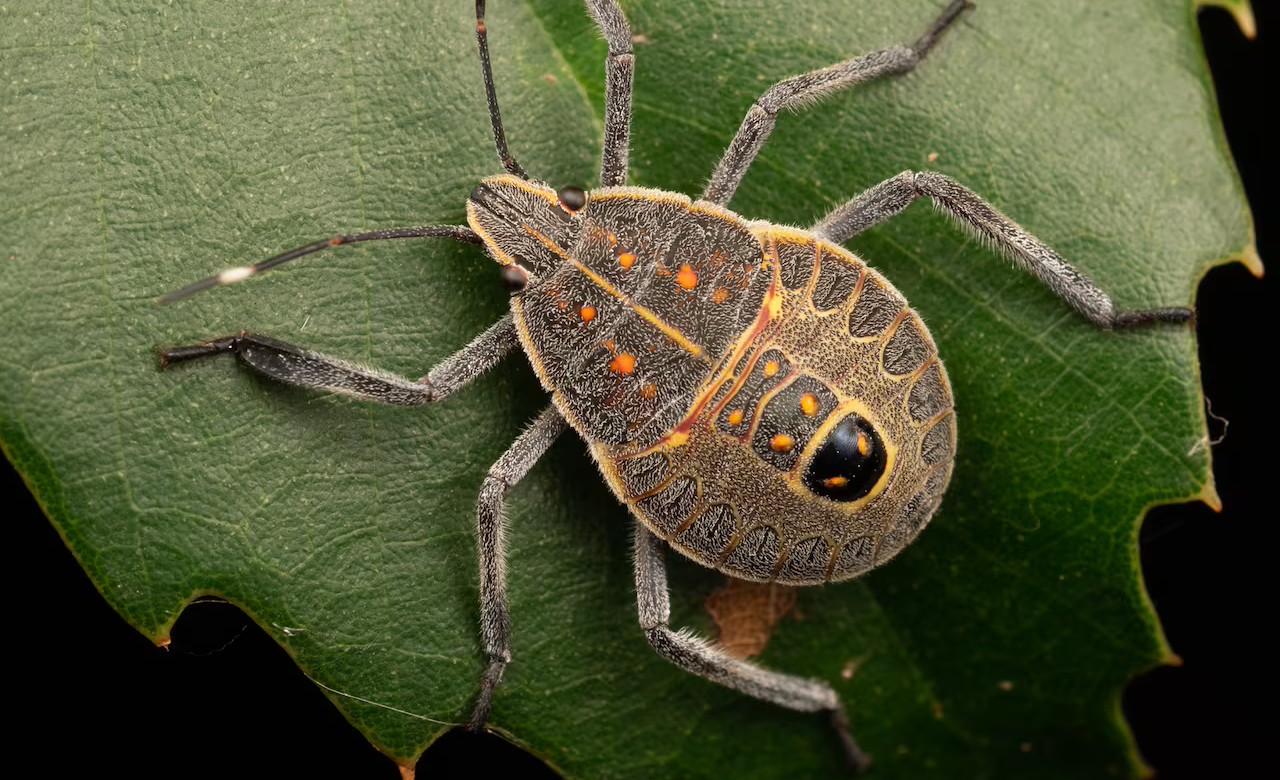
[5,6,1272,778]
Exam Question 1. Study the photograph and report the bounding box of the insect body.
[159,1,1191,770]
[470,177,954,585]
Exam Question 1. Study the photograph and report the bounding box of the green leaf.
[0,1,1252,777]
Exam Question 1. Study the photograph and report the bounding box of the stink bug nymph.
[158,1,1193,769]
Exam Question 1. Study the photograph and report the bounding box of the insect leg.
[159,313,519,405]
[810,171,1194,329]
[633,524,871,771]
[584,0,635,187]
[471,405,569,729]
[700,0,971,207]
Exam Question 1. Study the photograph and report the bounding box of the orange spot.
[823,475,850,489]
[610,352,636,373]
[580,305,597,321]
[800,392,820,416]
[619,252,637,268]
[712,287,731,303]
[728,409,745,425]
[607,231,618,245]
[763,359,780,377]
[857,432,871,456]
[557,299,569,310]
[641,383,657,399]
[677,263,698,289]
[329,234,344,245]
[770,433,795,452]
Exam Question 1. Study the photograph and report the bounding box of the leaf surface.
[0,1,1249,777]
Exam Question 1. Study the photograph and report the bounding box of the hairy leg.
[633,524,870,770]
[811,171,1193,328]
[470,405,569,727]
[701,1,971,207]
[160,313,520,404]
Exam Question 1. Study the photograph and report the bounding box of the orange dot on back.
[610,352,636,373]
[800,392,820,416]
[677,263,698,289]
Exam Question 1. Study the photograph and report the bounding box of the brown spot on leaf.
[705,578,797,659]
[841,657,866,680]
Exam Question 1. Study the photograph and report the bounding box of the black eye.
[803,413,887,501]
[557,185,587,212]
[499,264,529,292]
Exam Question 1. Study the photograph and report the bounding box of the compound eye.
[557,185,587,212]
[803,413,887,502]
[499,264,529,293]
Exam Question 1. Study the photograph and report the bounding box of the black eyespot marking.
[803,413,887,502]
[499,264,528,292]
[557,185,587,212]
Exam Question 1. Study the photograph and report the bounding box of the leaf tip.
[396,762,415,780]
[1197,481,1224,513]
[1197,0,1257,39]
[1230,241,1265,278]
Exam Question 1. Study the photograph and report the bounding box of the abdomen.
[595,224,957,584]
[513,189,956,584]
